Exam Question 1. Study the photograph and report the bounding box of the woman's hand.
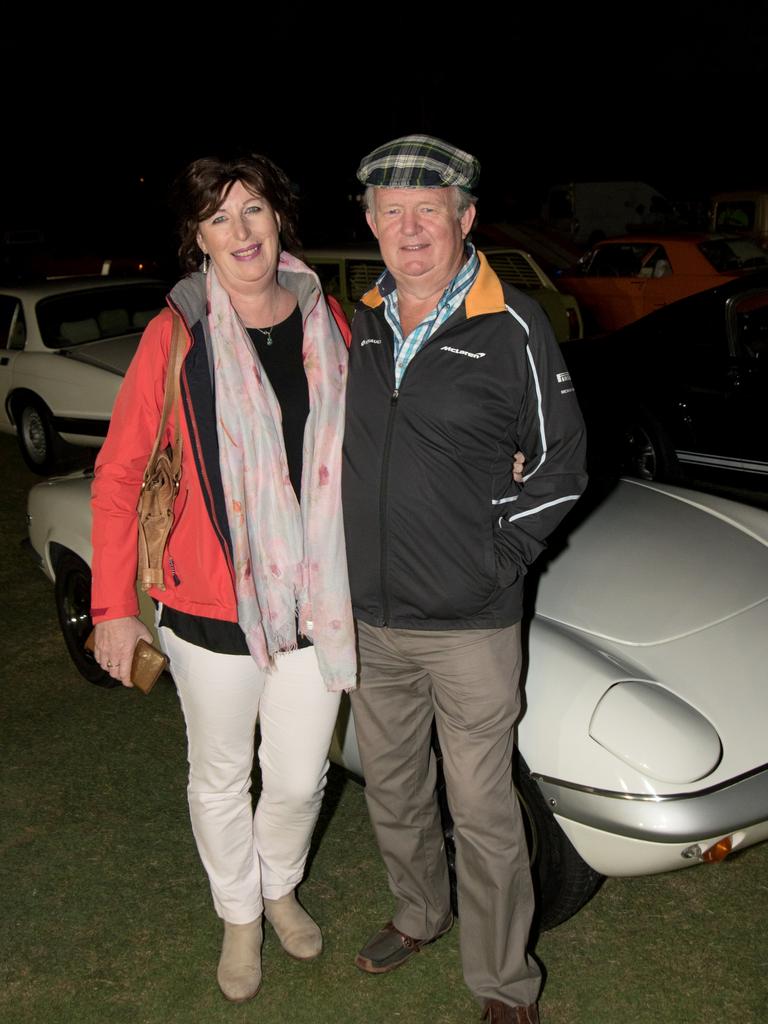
[513,450,526,483]
[94,617,153,687]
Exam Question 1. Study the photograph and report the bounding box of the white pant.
[159,627,341,924]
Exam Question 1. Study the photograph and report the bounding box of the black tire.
[439,750,603,931]
[54,552,119,688]
[16,397,65,475]
[515,755,603,931]
[620,412,679,482]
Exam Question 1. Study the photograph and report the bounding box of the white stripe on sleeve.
[503,494,581,523]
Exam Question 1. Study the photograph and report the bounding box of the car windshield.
[699,238,768,273]
[36,284,166,349]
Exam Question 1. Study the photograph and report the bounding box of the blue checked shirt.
[377,243,480,389]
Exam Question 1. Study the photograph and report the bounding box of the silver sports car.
[26,473,768,928]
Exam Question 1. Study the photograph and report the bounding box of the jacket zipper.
[374,308,491,624]
[168,556,182,586]
[379,388,399,625]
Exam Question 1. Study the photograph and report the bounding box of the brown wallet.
[84,631,168,695]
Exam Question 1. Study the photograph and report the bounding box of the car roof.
[0,276,166,301]
[482,246,533,254]
[303,245,536,258]
[593,233,748,246]
[302,248,382,261]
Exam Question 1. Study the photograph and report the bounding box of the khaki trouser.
[351,621,541,1008]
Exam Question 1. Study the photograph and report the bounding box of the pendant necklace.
[252,290,278,346]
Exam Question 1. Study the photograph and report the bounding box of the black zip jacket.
[342,252,588,630]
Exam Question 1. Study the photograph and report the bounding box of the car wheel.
[16,398,65,475]
[54,552,119,688]
[439,752,603,931]
[515,756,603,931]
[621,414,678,482]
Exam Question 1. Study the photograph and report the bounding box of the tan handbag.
[137,314,186,593]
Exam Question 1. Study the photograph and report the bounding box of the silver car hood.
[59,334,142,376]
[536,479,768,645]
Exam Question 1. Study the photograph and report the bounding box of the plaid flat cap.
[357,134,480,192]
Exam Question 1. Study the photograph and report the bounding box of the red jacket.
[91,272,350,625]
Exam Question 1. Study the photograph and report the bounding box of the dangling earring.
[201,253,210,275]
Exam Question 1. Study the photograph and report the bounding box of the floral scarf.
[206,253,356,692]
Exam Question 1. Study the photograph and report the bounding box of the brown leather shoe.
[354,915,453,974]
[481,1000,540,1023]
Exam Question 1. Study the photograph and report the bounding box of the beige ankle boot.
[217,917,263,1002]
[263,892,322,961]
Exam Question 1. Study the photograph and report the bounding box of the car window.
[583,244,657,277]
[0,295,26,350]
[638,246,672,279]
[715,201,756,231]
[35,284,166,348]
[699,238,768,273]
[346,260,384,302]
[732,290,768,359]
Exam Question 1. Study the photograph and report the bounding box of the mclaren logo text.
[441,346,486,359]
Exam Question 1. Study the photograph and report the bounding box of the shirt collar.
[375,242,479,304]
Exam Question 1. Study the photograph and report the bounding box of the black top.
[159,303,310,655]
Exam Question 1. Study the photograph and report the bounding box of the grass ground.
[2,434,767,1024]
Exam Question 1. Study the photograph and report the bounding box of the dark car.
[564,271,768,487]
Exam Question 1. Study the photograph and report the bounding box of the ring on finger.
[107,661,113,668]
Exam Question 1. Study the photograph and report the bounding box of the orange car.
[560,233,768,332]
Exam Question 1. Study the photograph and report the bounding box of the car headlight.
[589,681,722,784]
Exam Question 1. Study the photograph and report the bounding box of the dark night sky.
[4,8,767,266]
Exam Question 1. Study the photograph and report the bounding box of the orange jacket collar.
[360,250,506,318]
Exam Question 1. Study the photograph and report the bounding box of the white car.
[0,278,166,473]
[26,474,768,928]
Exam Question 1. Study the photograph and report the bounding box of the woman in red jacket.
[91,154,356,1003]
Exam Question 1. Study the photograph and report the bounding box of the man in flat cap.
[342,135,587,1023]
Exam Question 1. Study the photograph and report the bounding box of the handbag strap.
[143,314,186,479]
